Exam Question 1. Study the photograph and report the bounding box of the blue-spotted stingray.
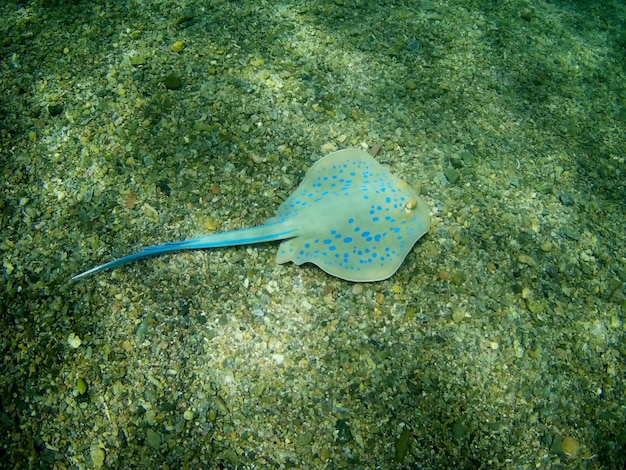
[73,149,430,282]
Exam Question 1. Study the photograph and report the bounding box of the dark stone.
[157,180,171,196]
[48,104,63,116]
[545,264,560,282]
[335,419,353,444]
[407,39,420,51]
[164,75,183,90]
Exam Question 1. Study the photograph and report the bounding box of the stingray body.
[73,149,430,282]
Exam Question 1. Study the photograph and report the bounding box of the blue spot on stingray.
[348,218,354,224]
[323,239,332,245]
[343,237,353,243]
[361,231,371,238]
[329,246,336,251]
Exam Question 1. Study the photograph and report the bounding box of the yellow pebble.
[517,254,537,267]
[540,241,552,252]
[203,216,219,231]
[171,40,186,52]
[561,436,579,458]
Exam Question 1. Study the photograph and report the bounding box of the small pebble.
[121,339,133,352]
[451,421,466,438]
[146,428,161,449]
[90,445,105,469]
[171,40,186,52]
[407,39,420,51]
[125,192,137,210]
[545,264,560,281]
[395,428,410,462]
[563,228,581,240]
[48,104,64,116]
[444,167,460,184]
[452,309,465,323]
[67,333,82,349]
[517,254,537,267]
[561,436,579,458]
[164,75,183,90]
[193,121,214,132]
[320,142,337,153]
[540,241,552,252]
[183,410,194,421]
[76,378,88,395]
[335,419,353,444]
[352,284,363,295]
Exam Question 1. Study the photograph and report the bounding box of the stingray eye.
[403,199,417,214]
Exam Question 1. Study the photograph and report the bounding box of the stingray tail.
[72,221,297,280]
